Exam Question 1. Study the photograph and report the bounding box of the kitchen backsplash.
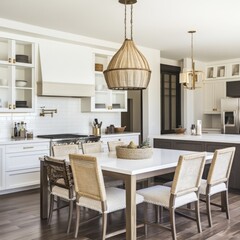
[0,97,121,139]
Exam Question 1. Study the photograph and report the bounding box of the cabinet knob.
[8,58,12,63]
[8,104,12,109]
[13,59,16,64]
[13,104,16,109]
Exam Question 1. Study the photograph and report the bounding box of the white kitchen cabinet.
[203,81,226,114]
[4,141,49,190]
[0,37,35,112]
[81,51,127,112]
[0,146,4,190]
[229,62,240,78]
[206,64,227,80]
[101,133,140,152]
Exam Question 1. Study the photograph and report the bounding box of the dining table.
[40,148,213,240]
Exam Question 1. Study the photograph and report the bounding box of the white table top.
[89,148,213,176]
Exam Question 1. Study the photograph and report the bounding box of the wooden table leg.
[125,174,137,240]
[40,160,48,219]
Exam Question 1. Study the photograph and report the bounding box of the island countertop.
[151,133,240,144]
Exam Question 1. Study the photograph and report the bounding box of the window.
[161,64,181,134]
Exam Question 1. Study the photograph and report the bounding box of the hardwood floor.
[0,189,240,240]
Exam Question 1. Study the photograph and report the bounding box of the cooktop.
[37,134,95,139]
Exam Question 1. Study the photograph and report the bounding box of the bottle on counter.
[191,124,196,135]
[14,122,18,137]
[196,120,202,136]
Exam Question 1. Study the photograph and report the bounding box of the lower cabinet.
[1,141,49,193]
[154,138,240,190]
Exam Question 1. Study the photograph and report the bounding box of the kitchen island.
[151,133,240,190]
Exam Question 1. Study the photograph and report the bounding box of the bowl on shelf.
[114,126,126,133]
[16,80,27,87]
[174,128,186,134]
[16,54,29,63]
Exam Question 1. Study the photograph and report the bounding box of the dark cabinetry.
[154,138,240,190]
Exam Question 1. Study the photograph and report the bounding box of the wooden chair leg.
[223,190,230,219]
[67,200,74,234]
[74,205,80,238]
[155,205,160,223]
[102,212,107,240]
[206,195,212,227]
[195,200,202,233]
[170,207,177,240]
[48,194,54,225]
[144,202,148,236]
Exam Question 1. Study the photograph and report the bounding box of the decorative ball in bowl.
[175,128,186,134]
[16,80,27,87]
[114,126,126,133]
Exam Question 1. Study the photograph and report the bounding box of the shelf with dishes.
[81,50,127,112]
[0,37,35,112]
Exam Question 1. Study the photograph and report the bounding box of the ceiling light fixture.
[180,30,204,90]
[103,0,151,90]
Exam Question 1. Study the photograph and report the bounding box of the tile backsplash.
[0,97,121,139]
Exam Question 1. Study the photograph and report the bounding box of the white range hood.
[37,39,95,97]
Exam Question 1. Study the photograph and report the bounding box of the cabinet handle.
[8,58,12,63]
[23,146,34,149]
[13,104,16,109]
[13,59,16,64]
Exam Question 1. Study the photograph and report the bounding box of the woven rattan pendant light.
[104,0,151,90]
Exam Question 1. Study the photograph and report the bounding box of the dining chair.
[107,140,125,152]
[52,144,79,157]
[199,147,235,227]
[82,142,123,188]
[137,152,206,240]
[44,156,75,234]
[69,153,144,239]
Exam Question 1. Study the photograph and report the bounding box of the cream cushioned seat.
[78,187,143,213]
[138,185,198,209]
[199,179,227,196]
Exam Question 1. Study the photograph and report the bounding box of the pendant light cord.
[124,2,126,39]
[124,1,133,40]
[131,4,133,40]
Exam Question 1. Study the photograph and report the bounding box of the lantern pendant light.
[103,0,151,90]
[180,30,204,90]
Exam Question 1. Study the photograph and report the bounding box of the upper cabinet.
[206,64,227,80]
[81,51,127,112]
[206,61,240,80]
[37,40,94,97]
[203,81,226,114]
[0,37,35,112]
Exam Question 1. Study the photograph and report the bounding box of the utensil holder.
[93,127,101,136]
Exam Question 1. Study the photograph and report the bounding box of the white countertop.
[100,132,140,138]
[151,133,240,144]
[0,137,50,145]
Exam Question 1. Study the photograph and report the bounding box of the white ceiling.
[1,0,240,62]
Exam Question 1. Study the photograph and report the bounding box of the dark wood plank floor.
[0,188,240,240]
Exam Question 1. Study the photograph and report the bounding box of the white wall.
[0,19,161,139]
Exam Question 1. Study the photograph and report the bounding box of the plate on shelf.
[112,103,121,109]
[95,103,106,109]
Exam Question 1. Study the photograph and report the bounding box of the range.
[37,133,101,154]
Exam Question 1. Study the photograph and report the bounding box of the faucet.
[40,107,57,117]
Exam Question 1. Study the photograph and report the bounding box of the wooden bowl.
[114,126,126,133]
[116,146,153,160]
[175,128,186,134]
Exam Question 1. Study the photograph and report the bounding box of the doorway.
[121,90,143,142]
[161,64,181,134]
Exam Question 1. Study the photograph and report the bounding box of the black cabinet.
[154,138,240,190]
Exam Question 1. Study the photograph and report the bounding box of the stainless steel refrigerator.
[221,98,240,134]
